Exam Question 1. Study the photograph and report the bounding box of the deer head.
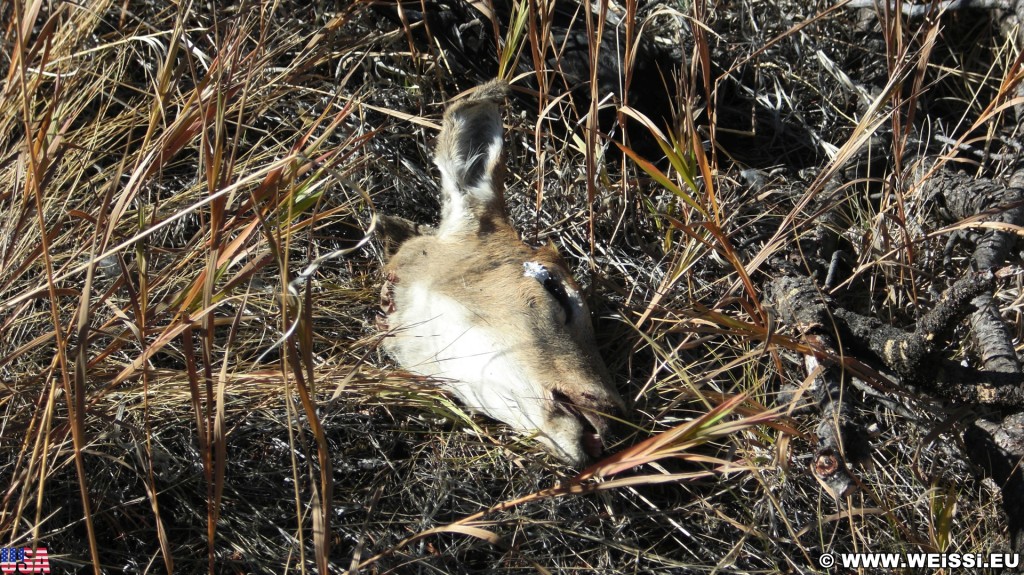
[379,80,624,466]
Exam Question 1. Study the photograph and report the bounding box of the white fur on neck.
[385,281,588,463]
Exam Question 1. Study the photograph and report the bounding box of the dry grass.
[0,0,1018,573]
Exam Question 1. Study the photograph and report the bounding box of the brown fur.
[378,80,624,465]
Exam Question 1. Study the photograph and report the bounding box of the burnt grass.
[1,0,1023,573]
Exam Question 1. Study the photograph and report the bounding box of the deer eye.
[523,261,574,324]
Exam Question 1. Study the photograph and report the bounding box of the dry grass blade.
[1,0,377,570]
[358,392,779,571]
[577,392,780,478]
[8,1,101,572]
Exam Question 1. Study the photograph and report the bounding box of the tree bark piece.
[912,166,1024,547]
[970,293,1021,374]
[769,275,867,499]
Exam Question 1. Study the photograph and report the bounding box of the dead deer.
[378,80,624,466]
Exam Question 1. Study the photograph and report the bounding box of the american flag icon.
[0,548,49,574]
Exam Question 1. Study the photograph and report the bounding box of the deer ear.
[434,80,509,235]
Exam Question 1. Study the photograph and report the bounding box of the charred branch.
[833,271,996,383]
[965,414,1024,550]
[913,165,1023,380]
[768,275,867,498]
[914,167,1024,270]
[932,363,1024,405]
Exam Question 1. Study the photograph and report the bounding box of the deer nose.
[552,389,623,458]
[581,431,604,459]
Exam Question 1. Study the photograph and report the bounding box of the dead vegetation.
[1,0,1022,573]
